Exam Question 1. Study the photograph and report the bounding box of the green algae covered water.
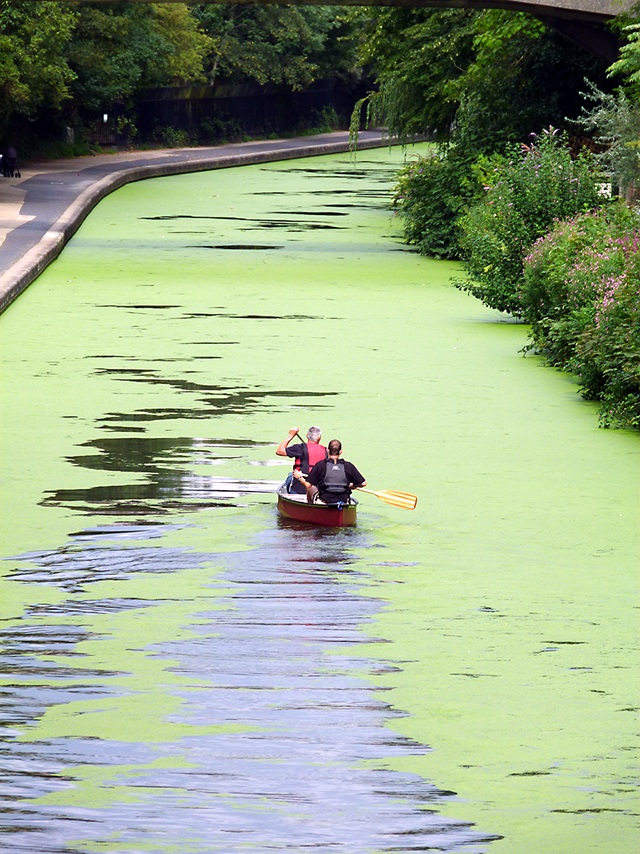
[0,146,638,853]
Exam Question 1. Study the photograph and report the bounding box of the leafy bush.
[199,115,243,143]
[391,145,480,259]
[152,125,192,148]
[456,129,602,315]
[521,204,640,429]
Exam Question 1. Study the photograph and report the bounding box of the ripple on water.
[1,521,500,853]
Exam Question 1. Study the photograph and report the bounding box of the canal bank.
[0,130,389,314]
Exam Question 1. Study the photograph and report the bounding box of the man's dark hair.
[328,439,342,455]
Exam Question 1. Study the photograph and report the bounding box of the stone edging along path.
[0,131,390,315]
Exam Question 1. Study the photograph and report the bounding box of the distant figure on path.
[1,147,20,178]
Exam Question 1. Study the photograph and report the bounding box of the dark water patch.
[66,435,271,474]
[296,210,348,216]
[322,203,378,210]
[40,489,240,515]
[61,436,279,507]
[86,354,200,360]
[264,166,398,179]
[97,304,181,310]
[91,383,335,425]
[69,522,165,539]
[184,313,327,320]
[241,220,343,231]
[186,244,284,250]
[141,214,232,220]
[98,424,147,434]
[94,372,335,396]
[509,771,552,777]
[544,640,587,645]
[41,468,277,513]
[66,435,205,473]
[94,367,155,377]
[551,808,625,814]
[303,187,378,195]
[141,212,345,232]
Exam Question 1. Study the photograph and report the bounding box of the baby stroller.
[1,148,20,178]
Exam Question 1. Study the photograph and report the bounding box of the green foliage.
[199,114,243,144]
[608,10,640,94]
[0,0,77,127]
[68,3,208,112]
[520,204,640,429]
[152,124,192,148]
[391,145,480,259]
[194,4,351,91]
[306,105,340,135]
[353,8,476,138]
[351,8,609,154]
[456,130,602,315]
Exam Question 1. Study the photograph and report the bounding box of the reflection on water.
[43,435,287,514]
[1,519,499,853]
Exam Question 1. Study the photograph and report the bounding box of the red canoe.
[276,484,357,527]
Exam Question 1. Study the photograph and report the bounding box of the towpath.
[0,130,389,313]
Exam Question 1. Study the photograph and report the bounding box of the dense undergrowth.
[392,129,640,430]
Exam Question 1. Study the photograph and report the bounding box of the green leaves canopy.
[68,3,209,111]
[0,1,77,121]
[194,4,354,91]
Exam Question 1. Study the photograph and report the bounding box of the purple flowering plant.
[521,203,640,428]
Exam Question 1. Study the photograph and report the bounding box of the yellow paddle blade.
[357,488,417,510]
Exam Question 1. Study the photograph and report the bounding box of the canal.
[1,146,638,853]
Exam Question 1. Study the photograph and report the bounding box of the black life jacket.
[323,459,348,493]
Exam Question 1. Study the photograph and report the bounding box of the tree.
[608,3,640,97]
[353,7,477,138]
[193,3,354,90]
[67,2,208,113]
[352,7,609,150]
[0,1,77,133]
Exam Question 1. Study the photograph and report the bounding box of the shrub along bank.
[521,204,640,429]
[392,130,640,430]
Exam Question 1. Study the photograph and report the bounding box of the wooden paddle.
[356,487,417,510]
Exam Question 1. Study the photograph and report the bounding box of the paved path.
[0,131,389,314]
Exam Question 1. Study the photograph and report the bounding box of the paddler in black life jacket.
[294,439,366,505]
[276,425,327,494]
